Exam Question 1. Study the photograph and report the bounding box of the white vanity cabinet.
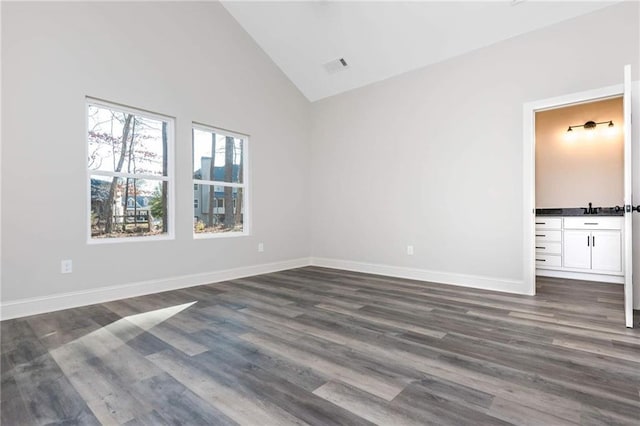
[536,216,624,283]
[591,231,623,272]
[563,230,591,269]
[563,217,622,274]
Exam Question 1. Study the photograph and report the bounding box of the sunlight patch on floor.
[49,301,198,376]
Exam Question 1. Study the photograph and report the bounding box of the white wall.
[310,2,640,300]
[1,2,310,316]
[3,2,640,318]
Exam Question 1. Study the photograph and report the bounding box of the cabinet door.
[563,230,591,269]
[591,230,622,273]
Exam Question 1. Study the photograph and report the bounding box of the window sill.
[87,234,174,245]
[193,231,249,240]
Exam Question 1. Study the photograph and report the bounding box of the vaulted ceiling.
[222,1,620,101]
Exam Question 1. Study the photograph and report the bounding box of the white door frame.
[522,84,624,296]
[622,65,634,327]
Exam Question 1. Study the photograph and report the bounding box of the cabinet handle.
[535,222,545,225]
[587,235,590,246]
[536,259,546,262]
[536,234,545,237]
[536,246,545,249]
[592,236,595,247]
[584,222,598,225]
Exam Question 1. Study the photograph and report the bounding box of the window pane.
[193,128,244,183]
[88,104,168,176]
[193,183,244,234]
[90,175,168,238]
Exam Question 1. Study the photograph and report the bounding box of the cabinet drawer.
[535,242,561,255]
[536,254,561,267]
[535,230,561,242]
[535,218,562,230]
[563,217,622,230]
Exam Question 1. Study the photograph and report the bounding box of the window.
[192,123,248,236]
[88,99,173,240]
[194,199,199,209]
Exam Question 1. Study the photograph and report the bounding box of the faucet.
[583,202,599,215]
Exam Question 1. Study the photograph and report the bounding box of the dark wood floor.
[2,267,639,425]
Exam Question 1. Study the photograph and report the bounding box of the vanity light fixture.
[566,120,614,132]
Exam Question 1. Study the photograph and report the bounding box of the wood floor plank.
[487,396,579,426]
[552,337,640,363]
[146,348,310,425]
[1,374,36,426]
[315,303,446,338]
[1,266,639,425]
[9,353,100,425]
[389,379,512,426]
[313,380,426,426]
[69,369,152,424]
[192,346,373,426]
[191,329,328,393]
[436,333,640,402]
[132,372,238,425]
[240,332,406,401]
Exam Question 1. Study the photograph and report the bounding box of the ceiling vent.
[323,58,349,74]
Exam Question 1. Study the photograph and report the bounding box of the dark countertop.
[536,207,623,217]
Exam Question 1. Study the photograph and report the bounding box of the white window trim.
[86,97,175,244]
[195,179,244,189]
[192,122,249,239]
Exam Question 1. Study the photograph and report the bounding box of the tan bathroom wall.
[535,97,623,208]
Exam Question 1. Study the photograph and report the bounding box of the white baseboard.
[310,257,528,295]
[2,257,563,321]
[536,268,624,284]
[0,258,311,320]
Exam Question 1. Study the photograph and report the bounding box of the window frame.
[86,97,175,244]
[192,122,249,239]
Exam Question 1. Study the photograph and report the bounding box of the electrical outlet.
[407,245,414,256]
[61,260,73,274]
[258,242,264,252]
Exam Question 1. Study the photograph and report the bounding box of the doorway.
[522,75,635,328]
